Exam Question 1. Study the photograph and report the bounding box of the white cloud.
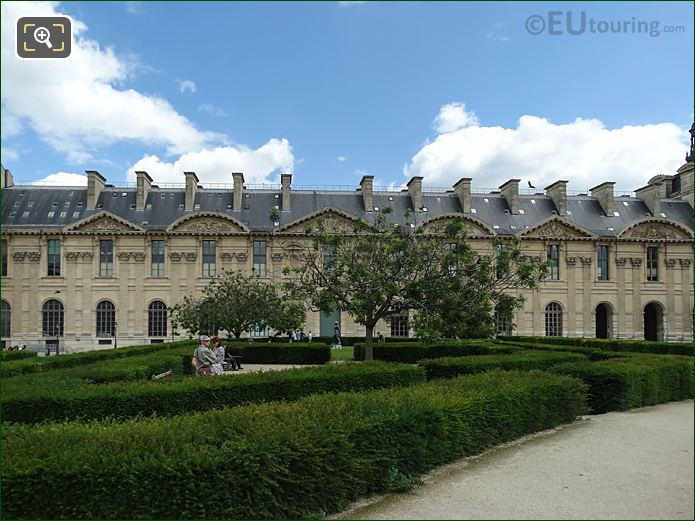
[178,79,197,94]
[337,155,348,162]
[126,139,295,185]
[338,1,369,6]
[1,2,222,163]
[486,22,510,42]
[406,109,689,192]
[124,2,142,15]
[1,147,19,162]
[198,103,227,117]
[34,172,88,186]
[432,103,479,134]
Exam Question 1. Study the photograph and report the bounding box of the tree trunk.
[234,330,242,338]
[365,323,375,361]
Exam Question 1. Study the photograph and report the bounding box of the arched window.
[42,299,64,337]
[148,301,167,337]
[545,302,563,337]
[96,301,116,337]
[1,300,10,338]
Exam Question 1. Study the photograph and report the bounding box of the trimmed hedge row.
[353,341,499,363]
[226,343,330,365]
[551,355,693,414]
[1,351,37,361]
[267,336,422,345]
[420,350,587,379]
[493,340,631,361]
[1,339,197,377]
[498,336,693,356]
[1,362,425,425]
[1,370,587,519]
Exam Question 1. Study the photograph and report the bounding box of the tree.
[284,209,546,360]
[170,270,305,339]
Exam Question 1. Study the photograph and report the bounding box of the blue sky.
[1,1,693,192]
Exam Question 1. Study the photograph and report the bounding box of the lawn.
[331,346,355,361]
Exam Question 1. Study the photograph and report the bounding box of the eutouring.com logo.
[525,11,685,37]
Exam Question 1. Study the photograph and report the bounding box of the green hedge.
[1,339,197,377]
[227,343,330,365]
[498,336,693,356]
[493,340,631,361]
[420,350,587,379]
[551,355,693,414]
[267,336,422,345]
[1,370,587,519]
[2,362,425,425]
[1,351,37,361]
[353,341,495,363]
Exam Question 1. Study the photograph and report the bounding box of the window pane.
[647,246,659,282]
[1,300,10,337]
[597,245,609,281]
[1,239,7,277]
[545,303,562,337]
[42,299,64,337]
[47,239,61,276]
[99,240,113,277]
[96,301,116,337]
[253,240,266,277]
[547,245,559,280]
[148,301,167,337]
[151,240,165,277]
[390,311,409,337]
[202,240,216,277]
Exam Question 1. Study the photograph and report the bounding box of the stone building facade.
[1,142,693,352]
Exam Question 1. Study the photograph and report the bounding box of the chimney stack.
[281,173,292,211]
[2,167,13,188]
[635,181,665,217]
[232,172,244,211]
[545,180,568,216]
[135,170,152,211]
[590,181,615,216]
[407,176,423,212]
[360,175,374,212]
[86,170,106,210]
[676,162,694,208]
[184,171,199,211]
[499,179,520,214]
[453,178,472,213]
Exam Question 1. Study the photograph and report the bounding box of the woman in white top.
[210,336,226,375]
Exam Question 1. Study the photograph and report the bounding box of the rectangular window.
[151,240,165,277]
[1,239,7,277]
[47,239,61,276]
[647,246,659,282]
[99,240,113,277]
[495,309,512,336]
[202,240,216,277]
[547,244,560,280]
[253,240,267,277]
[495,243,507,279]
[597,245,609,281]
[391,311,409,338]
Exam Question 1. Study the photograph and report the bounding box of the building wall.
[1,227,692,352]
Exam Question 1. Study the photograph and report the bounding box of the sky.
[1,1,693,193]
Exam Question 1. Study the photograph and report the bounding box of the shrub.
[1,351,37,361]
[497,336,693,356]
[1,370,587,519]
[1,339,197,377]
[227,343,330,364]
[353,341,493,363]
[1,362,425,424]
[420,350,587,379]
[493,340,630,361]
[551,355,693,414]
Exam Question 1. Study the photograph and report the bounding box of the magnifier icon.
[33,26,53,49]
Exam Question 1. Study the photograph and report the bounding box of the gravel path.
[335,400,694,520]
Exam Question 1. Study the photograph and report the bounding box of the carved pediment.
[64,211,144,234]
[420,214,496,237]
[618,219,693,241]
[167,213,249,234]
[276,207,366,234]
[518,216,596,240]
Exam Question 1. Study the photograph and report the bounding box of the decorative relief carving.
[80,217,134,234]
[665,258,677,269]
[626,223,688,240]
[117,251,146,262]
[271,253,284,262]
[679,258,692,268]
[65,251,94,261]
[630,258,642,267]
[565,257,577,266]
[615,257,628,267]
[580,256,592,267]
[236,252,248,262]
[527,222,583,239]
[220,252,235,262]
[176,218,242,234]
[169,252,198,262]
[169,252,182,262]
[184,252,197,262]
[12,251,41,262]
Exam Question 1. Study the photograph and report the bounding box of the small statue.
[331,321,342,349]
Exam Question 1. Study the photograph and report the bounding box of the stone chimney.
[232,172,244,211]
[360,175,374,212]
[407,176,423,211]
[590,182,615,217]
[453,178,472,213]
[281,173,292,211]
[499,179,520,214]
[1,167,13,188]
[86,170,106,210]
[135,170,152,211]
[184,171,198,211]
[545,180,568,216]
[676,162,693,207]
[635,182,665,217]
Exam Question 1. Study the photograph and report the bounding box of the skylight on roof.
[530,199,536,204]
[518,209,525,214]
[613,211,620,216]
[112,193,118,197]
[122,192,127,197]
[471,208,477,214]
[47,211,54,218]
[73,211,80,218]
[22,211,29,218]
[622,201,629,206]
[60,212,67,218]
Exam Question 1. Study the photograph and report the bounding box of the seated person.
[224,345,243,370]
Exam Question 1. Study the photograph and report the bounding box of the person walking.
[308,331,313,343]
[210,336,226,375]
[192,336,216,376]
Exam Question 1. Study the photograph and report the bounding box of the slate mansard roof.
[2,181,693,238]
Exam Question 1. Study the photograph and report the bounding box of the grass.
[330,346,355,361]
